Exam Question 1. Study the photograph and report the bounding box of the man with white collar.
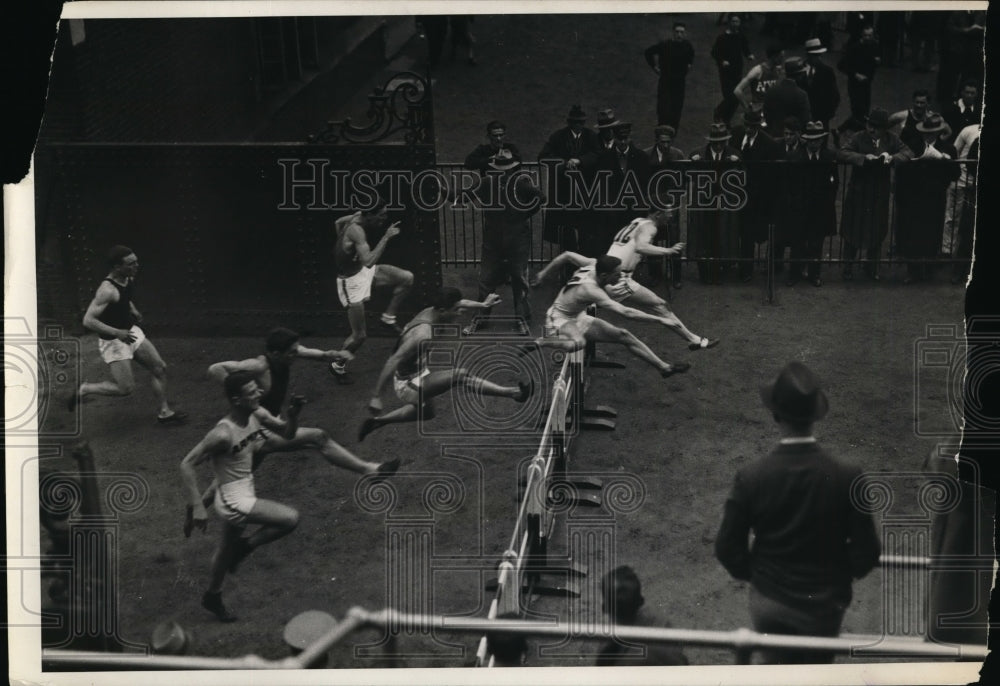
[715,362,881,664]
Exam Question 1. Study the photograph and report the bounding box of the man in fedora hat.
[465,120,522,174]
[839,108,912,281]
[715,362,881,664]
[689,123,741,284]
[783,122,839,287]
[593,108,621,152]
[539,105,599,252]
[802,38,840,134]
[731,109,781,282]
[894,114,959,284]
[644,22,695,129]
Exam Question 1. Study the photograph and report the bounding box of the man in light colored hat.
[689,123,741,284]
[783,122,839,287]
[715,362,881,664]
[802,38,840,134]
[730,109,781,283]
[894,113,959,284]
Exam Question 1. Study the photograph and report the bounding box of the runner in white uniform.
[530,254,691,378]
[604,210,719,351]
[180,371,342,623]
[358,288,532,441]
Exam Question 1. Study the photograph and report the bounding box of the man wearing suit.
[762,58,812,133]
[586,120,651,251]
[731,109,781,282]
[576,108,622,256]
[688,123,742,284]
[645,125,686,287]
[802,39,840,134]
[715,361,881,664]
[645,22,695,129]
[838,108,913,281]
[784,122,839,287]
[538,105,599,251]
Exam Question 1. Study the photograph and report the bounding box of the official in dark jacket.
[538,105,600,250]
[802,39,840,132]
[784,122,839,287]
[715,361,881,664]
[585,120,652,251]
[688,123,742,284]
[731,109,781,282]
[645,22,695,129]
[838,108,912,281]
[762,58,812,132]
[894,114,960,283]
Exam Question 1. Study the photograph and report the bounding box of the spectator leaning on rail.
[596,565,688,666]
[465,120,522,174]
[894,114,960,285]
[715,361,881,665]
[837,108,913,282]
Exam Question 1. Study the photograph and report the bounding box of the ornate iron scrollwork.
[308,71,433,145]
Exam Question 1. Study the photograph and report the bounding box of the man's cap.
[866,108,891,129]
[705,122,732,141]
[596,108,621,129]
[916,113,947,133]
[566,104,587,122]
[805,38,827,54]
[283,610,338,652]
[151,620,193,655]
[760,361,829,423]
[800,121,829,139]
[601,565,645,616]
[654,124,677,138]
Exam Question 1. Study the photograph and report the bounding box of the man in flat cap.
[715,362,881,664]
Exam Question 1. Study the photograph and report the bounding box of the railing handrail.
[41,606,988,670]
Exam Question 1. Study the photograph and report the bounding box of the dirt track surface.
[40,271,964,665]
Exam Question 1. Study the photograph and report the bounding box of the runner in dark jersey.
[199,328,398,507]
[68,245,186,423]
[358,288,532,441]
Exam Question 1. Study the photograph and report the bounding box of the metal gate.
[36,72,438,337]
